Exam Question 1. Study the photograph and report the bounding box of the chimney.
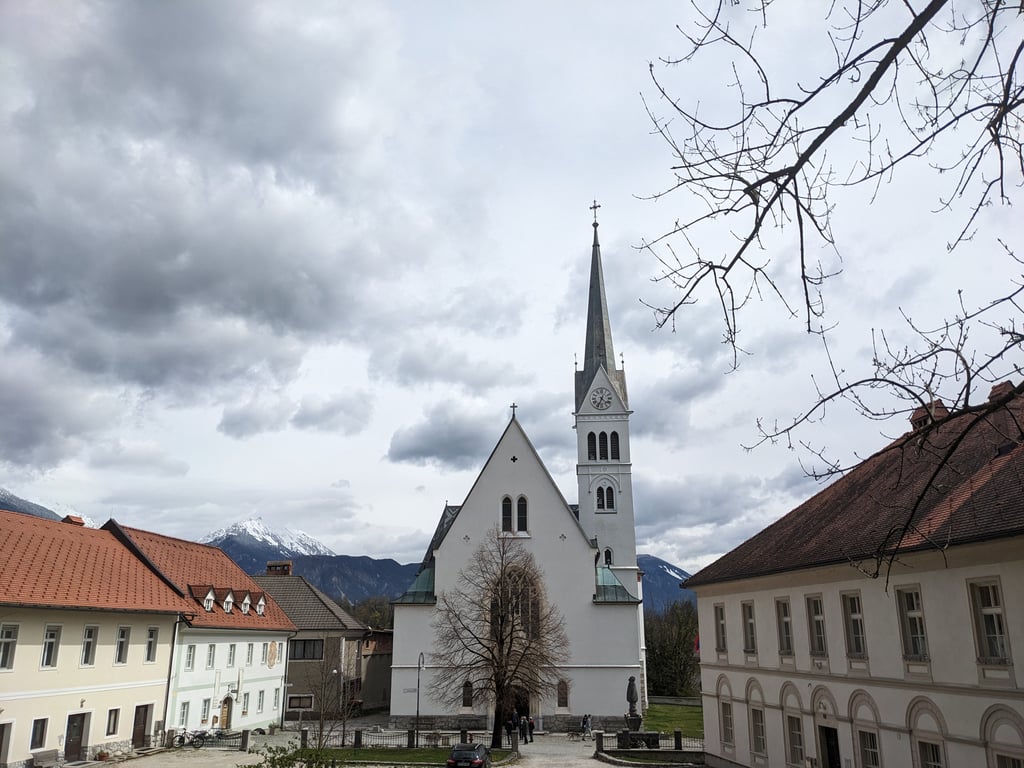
[910,400,949,430]
[61,515,85,526]
[989,380,1016,402]
[266,560,292,576]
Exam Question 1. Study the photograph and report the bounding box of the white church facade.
[390,215,647,732]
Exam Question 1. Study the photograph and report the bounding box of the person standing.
[527,717,535,743]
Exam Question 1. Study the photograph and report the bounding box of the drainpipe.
[163,613,194,743]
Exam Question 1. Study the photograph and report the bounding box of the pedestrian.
[518,713,528,743]
[528,716,535,743]
[505,717,514,746]
[583,714,592,740]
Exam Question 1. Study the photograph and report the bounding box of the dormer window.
[223,594,234,614]
[241,596,251,615]
[203,592,215,612]
[256,597,266,616]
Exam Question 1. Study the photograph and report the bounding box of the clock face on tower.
[590,387,613,410]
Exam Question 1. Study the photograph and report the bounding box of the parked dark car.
[446,743,491,768]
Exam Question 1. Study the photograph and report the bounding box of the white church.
[390,214,648,732]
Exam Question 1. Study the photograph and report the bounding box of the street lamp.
[415,652,425,748]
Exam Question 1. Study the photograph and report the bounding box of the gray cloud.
[387,401,497,470]
[291,393,372,435]
[218,396,295,439]
[87,441,190,477]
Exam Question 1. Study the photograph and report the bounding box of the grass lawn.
[305,747,512,764]
[642,703,704,738]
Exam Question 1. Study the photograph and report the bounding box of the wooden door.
[220,696,233,729]
[132,705,150,749]
[64,714,86,761]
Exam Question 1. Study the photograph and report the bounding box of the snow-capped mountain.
[638,553,696,612]
[201,517,335,572]
[0,488,61,521]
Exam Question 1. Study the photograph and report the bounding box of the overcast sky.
[2,1,1019,573]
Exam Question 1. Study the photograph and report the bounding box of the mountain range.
[0,493,695,610]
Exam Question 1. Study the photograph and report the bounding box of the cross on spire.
[590,199,601,223]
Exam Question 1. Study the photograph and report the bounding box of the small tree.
[429,528,569,749]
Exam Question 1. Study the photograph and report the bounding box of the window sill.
[977,659,1015,687]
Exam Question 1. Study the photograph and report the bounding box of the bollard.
[595,730,604,753]
[460,729,468,744]
[239,730,250,752]
[354,729,362,749]
[407,729,415,748]
[674,729,682,750]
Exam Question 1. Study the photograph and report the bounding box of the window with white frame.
[842,592,867,657]
[256,598,265,616]
[720,700,734,746]
[742,601,757,653]
[257,690,265,713]
[206,643,216,669]
[261,642,268,663]
[31,718,47,749]
[750,707,766,756]
[247,643,254,666]
[201,698,211,722]
[776,599,793,655]
[714,604,727,652]
[41,625,61,668]
[185,644,196,671]
[858,730,881,768]
[996,756,1024,768]
[785,715,804,765]
[106,709,119,736]
[273,688,280,709]
[896,586,929,660]
[806,595,827,657]
[0,624,17,669]
[81,625,98,666]
[970,580,1009,663]
[145,627,158,663]
[227,643,236,667]
[114,626,130,664]
[918,739,944,768]
[179,701,190,728]
[204,593,214,612]
[242,692,250,714]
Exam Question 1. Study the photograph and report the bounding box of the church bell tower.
[574,206,639,598]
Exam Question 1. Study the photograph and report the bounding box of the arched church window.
[462,681,474,708]
[517,496,528,532]
[604,548,613,565]
[587,432,597,461]
[605,487,615,509]
[501,497,513,532]
[557,680,569,709]
[491,569,540,640]
[599,432,608,461]
[596,487,605,509]
[610,432,620,460]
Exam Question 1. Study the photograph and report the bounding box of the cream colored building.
[687,383,1024,768]
[0,512,189,766]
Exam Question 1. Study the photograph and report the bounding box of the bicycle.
[172,729,207,748]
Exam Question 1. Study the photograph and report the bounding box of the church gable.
[578,365,628,416]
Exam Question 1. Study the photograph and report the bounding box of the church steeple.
[575,204,628,411]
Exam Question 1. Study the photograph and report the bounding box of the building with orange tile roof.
[0,511,192,765]
[685,381,1024,768]
[103,521,296,735]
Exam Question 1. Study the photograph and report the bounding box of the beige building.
[0,512,190,767]
[686,382,1024,768]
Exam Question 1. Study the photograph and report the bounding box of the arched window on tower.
[462,681,474,708]
[599,432,609,461]
[501,497,513,532]
[596,487,605,510]
[517,496,528,532]
[587,432,597,461]
[605,487,615,509]
[604,548,613,566]
[610,432,620,460]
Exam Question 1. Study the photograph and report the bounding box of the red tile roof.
[686,383,1024,587]
[109,522,295,631]
[0,511,191,613]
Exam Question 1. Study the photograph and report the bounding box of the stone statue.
[626,675,638,716]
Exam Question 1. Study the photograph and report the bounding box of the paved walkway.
[124,730,603,768]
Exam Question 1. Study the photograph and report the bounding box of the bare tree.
[299,638,360,759]
[642,0,1023,571]
[429,528,569,749]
